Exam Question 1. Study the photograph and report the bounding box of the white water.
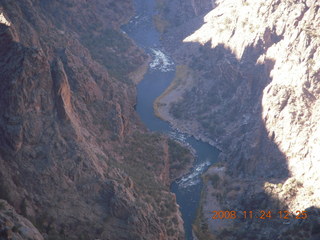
[176,160,212,188]
[149,48,174,72]
[124,5,220,238]
[168,131,188,143]
[129,14,148,25]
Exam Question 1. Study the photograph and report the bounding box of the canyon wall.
[156,0,320,239]
[0,1,193,239]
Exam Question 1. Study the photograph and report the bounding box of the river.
[122,0,220,239]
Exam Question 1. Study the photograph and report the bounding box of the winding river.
[122,1,220,239]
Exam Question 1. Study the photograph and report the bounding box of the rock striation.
[0,200,44,240]
[155,0,320,239]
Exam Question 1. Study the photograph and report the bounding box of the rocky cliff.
[0,1,193,239]
[0,200,44,240]
[155,0,320,239]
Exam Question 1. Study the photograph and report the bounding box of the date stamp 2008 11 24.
[211,210,308,220]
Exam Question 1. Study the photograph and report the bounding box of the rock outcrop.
[155,0,320,239]
[0,200,44,240]
[0,1,193,239]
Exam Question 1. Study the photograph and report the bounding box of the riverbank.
[124,1,221,239]
[153,65,223,152]
[129,55,151,84]
[152,0,320,239]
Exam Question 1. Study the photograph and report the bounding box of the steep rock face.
[156,0,320,239]
[0,1,192,239]
[157,0,215,23]
[0,200,44,240]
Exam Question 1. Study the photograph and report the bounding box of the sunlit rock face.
[156,1,320,237]
[182,0,320,210]
[0,12,10,26]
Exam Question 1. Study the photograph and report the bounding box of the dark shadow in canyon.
[162,14,320,237]
[160,1,217,55]
[170,39,290,181]
[162,0,289,180]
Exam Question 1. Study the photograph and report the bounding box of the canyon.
[155,0,320,239]
[0,0,320,240]
[0,1,193,239]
